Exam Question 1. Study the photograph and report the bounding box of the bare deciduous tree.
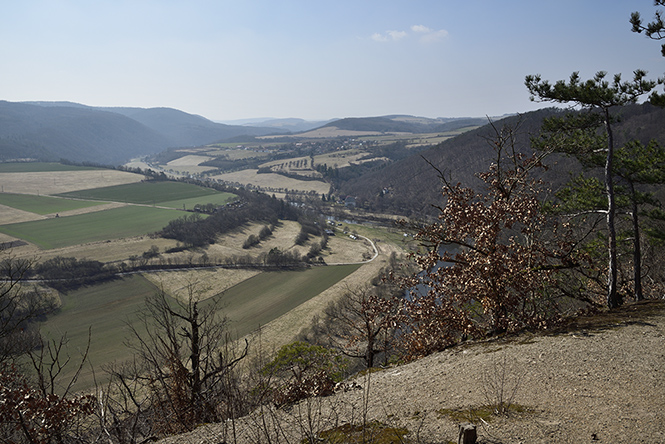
[0,249,55,366]
[320,285,401,369]
[106,283,247,437]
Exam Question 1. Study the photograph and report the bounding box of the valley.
[0,160,413,391]
[2,100,665,443]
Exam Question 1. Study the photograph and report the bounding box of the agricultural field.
[158,152,226,176]
[0,205,183,249]
[39,264,362,391]
[7,235,180,264]
[0,169,143,195]
[166,154,214,166]
[313,149,368,169]
[0,192,105,215]
[0,170,235,252]
[220,264,361,337]
[56,180,233,206]
[39,275,160,391]
[2,161,410,395]
[0,162,101,173]
[211,169,330,195]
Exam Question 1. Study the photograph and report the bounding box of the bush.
[261,341,348,406]
[243,234,260,249]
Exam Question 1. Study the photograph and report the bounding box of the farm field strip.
[144,268,262,302]
[211,169,330,194]
[56,181,226,205]
[158,191,236,209]
[0,192,106,215]
[166,154,214,166]
[39,275,160,392]
[220,264,361,338]
[0,204,47,225]
[0,170,144,195]
[0,205,183,249]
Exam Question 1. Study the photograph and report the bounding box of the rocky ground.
[158,300,665,444]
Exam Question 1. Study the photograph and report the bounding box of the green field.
[0,205,184,249]
[39,275,159,391]
[0,162,100,173]
[221,264,361,337]
[40,264,361,391]
[0,192,105,215]
[57,181,233,206]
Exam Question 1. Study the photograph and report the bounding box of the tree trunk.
[604,110,620,309]
[366,332,375,368]
[458,423,477,444]
[190,302,202,417]
[629,181,644,301]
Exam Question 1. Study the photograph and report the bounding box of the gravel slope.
[158,300,665,444]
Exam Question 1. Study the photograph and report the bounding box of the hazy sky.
[2,1,663,121]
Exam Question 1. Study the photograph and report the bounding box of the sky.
[1,0,664,122]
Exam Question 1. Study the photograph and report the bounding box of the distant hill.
[318,115,488,134]
[219,117,335,133]
[337,104,665,217]
[0,101,286,165]
[0,101,170,165]
[100,107,286,147]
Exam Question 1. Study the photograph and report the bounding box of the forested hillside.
[0,101,170,165]
[0,102,285,165]
[319,115,487,133]
[100,106,285,147]
[337,104,665,217]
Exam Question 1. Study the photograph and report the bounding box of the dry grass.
[0,170,143,195]
[203,221,302,258]
[210,169,330,194]
[44,201,128,217]
[143,268,262,302]
[8,235,180,263]
[324,235,375,264]
[0,204,46,224]
[313,150,366,169]
[166,155,213,167]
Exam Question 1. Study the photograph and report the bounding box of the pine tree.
[631,0,665,104]
[526,71,657,308]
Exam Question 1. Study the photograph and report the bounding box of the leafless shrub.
[480,349,526,415]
